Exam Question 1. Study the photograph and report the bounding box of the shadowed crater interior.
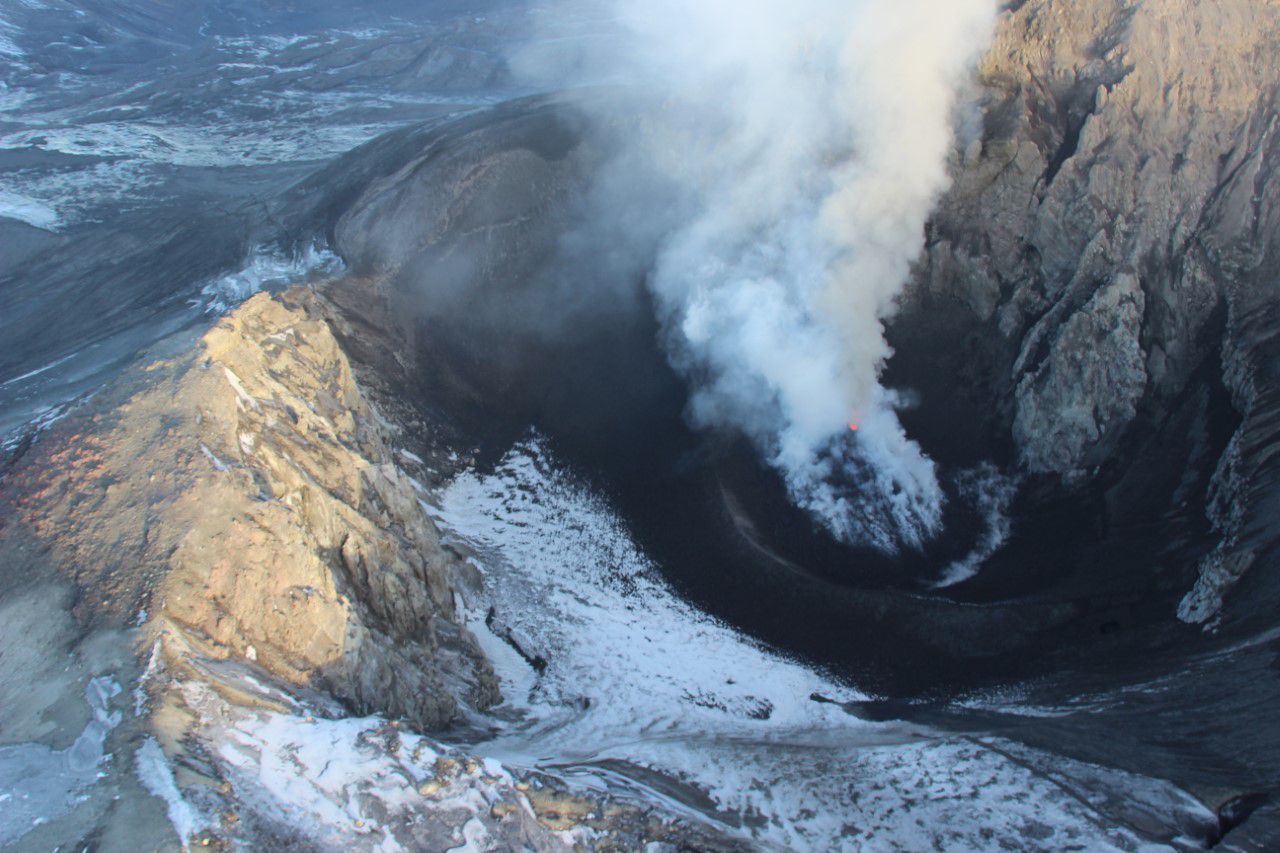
[321,95,1246,699]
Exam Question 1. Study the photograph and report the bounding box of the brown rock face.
[0,285,745,851]
[1,287,497,729]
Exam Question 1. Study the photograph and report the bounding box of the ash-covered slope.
[284,0,1280,842]
[0,0,533,444]
[303,0,1280,695]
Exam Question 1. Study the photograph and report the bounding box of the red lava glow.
[847,420,860,432]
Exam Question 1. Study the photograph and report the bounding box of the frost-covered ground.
[0,677,122,846]
[0,431,1203,850]
[0,14,516,229]
[431,434,1218,849]
[0,0,545,447]
[0,426,1220,849]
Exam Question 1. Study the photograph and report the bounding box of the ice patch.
[0,677,122,847]
[0,188,59,229]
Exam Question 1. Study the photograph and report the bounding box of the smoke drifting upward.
[523,0,996,552]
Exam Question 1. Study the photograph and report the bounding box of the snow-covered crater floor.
[0,436,1216,850]
[429,434,1214,850]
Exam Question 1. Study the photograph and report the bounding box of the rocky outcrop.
[1,287,497,729]
[134,654,741,851]
[1012,271,1146,475]
[906,0,1280,621]
[0,285,745,849]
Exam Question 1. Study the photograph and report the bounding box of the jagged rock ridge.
[3,289,499,729]
[904,0,1280,623]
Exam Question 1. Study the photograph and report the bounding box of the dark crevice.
[1043,106,1093,187]
[1209,792,1273,847]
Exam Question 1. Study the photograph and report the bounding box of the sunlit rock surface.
[0,288,740,849]
[3,289,497,730]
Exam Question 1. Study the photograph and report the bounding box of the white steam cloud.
[525,0,995,551]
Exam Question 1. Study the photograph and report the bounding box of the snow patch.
[198,243,344,314]
[0,188,59,230]
[435,433,1209,849]
[0,351,76,387]
[136,737,211,847]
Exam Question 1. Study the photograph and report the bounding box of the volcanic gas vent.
[318,0,1280,707]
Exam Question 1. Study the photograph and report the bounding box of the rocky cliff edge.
[0,287,737,850]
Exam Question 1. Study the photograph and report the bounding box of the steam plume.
[524,0,995,551]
